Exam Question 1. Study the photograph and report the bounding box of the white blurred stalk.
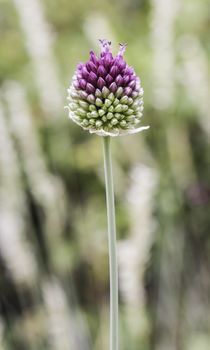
[12,0,62,118]
[0,101,37,285]
[3,82,67,245]
[150,0,179,110]
[118,165,157,308]
[118,165,157,342]
[43,278,90,350]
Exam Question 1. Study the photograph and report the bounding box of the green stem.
[103,136,118,350]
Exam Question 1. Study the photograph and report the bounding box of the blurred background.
[0,0,210,349]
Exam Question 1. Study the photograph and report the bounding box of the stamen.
[118,43,127,56]
[99,39,112,53]
[90,50,98,64]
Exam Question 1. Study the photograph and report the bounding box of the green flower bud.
[89,104,96,111]
[95,89,102,98]
[108,106,114,113]
[70,103,78,111]
[82,119,89,127]
[120,95,129,104]
[115,113,122,120]
[122,105,129,112]
[111,118,118,125]
[120,120,127,127]
[90,111,98,118]
[115,104,123,113]
[96,98,103,107]
[102,86,110,98]
[108,93,115,101]
[96,120,103,128]
[105,99,112,107]
[87,94,95,103]
[125,109,134,116]
[116,87,123,98]
[98,109,106,117]
[79,100,89,110]
[107,112,114,120]
[102,116,107,122]
[77,108,87,117]
[113,98,120,107]
[127,115,135,122]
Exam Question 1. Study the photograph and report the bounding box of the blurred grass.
[0,0,210,349]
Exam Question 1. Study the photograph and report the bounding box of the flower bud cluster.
[67,40,149,136]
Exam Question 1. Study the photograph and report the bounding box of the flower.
[66,40,149,136]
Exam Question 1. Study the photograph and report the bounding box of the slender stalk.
[103,136,118,350]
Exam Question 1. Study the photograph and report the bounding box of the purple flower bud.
[123,67,134,75]
[131,74,137,80]
[87,94,95,103]
[124,87,132,96]
[100,52,106,58]
[86,61,97,73]
[110,65,119,78]
[79,90,88,99]
[97,58,104,66]
[116,59,126,71]
[97,77,106,90]
[131,91,139,98]
[104,54,113,70]
[77,72,82,79]
[86,83,95,94]
[128,80,136,89]
[77,63,83,71]
[123,75,130,86]
[97,65,107,77]
[135,79,140,91]
[90,50,98,65]
[115,74,123,86]
[105,74,113,85]
[88,72,98,85]
[79,79,87,90]
[81,67,89,80]
[74,81,80,90]
[109,82,117,93]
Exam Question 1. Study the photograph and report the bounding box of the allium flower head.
[67,40,149,136]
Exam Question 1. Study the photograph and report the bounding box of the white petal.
[118,125,150,136]
[89,129,119,137]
